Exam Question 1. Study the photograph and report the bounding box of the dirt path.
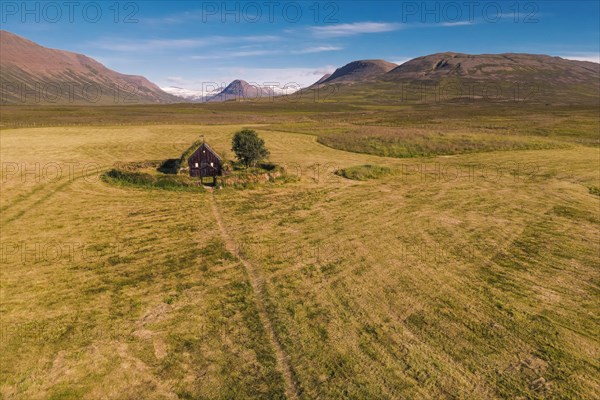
[209,193,300,400]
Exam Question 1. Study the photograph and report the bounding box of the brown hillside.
[0,30,178,105]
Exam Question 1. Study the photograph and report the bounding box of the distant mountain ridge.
[0,30,178,105]
[314,73,332,85]
[307,53,599,103]
[385,52,599,83]
[206,80,276,102]
[312,60,397,86]
[2,30,598,105]
[163,80,297,103]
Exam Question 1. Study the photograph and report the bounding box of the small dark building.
[188,142,222,182]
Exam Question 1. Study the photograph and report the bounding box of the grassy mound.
[335,164,394,180]
[102,168,204,192]
[179,139,204,166]
[220,163,297,189]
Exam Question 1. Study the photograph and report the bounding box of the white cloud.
[390,58,411,65]
[88,35,279,52]
[157,66,338,90]
[166,76,185,83]
[141,10,204,25]
[439,21,474,27]
[309,20,475,38]
[294,46,343,54]
[89,38,208,52]
[188,46,341,60]
[224,67,337,86]
[315,66,337,75]
[559,52,600,63]
[190,49,280,60]
[311,22,403,37]
[141,8,261,25]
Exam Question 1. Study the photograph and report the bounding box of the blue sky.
[3,1,599,89]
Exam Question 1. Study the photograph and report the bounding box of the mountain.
[313,73,332,86]
[206,80,278,102]
[317,60,397,85]
[299,53,599,104]
[385,52,599,83]
[3,31,597,106]
[378,52,600,103]
[165,81,296,103]
[0,30,178,105]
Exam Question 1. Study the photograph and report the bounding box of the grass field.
[1,103,599,399]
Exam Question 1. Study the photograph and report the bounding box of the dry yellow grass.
[1,123,598,399]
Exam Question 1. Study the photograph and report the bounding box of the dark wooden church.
[188,142,223,182]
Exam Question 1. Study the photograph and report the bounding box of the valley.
[0,16,599,399]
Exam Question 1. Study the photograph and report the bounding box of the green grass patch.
[102,168,204,192]
[335,164,394,180]
[220,163,298,189]
[179,139,204,167]
[587,186,600,197]
[318,131,562,158]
